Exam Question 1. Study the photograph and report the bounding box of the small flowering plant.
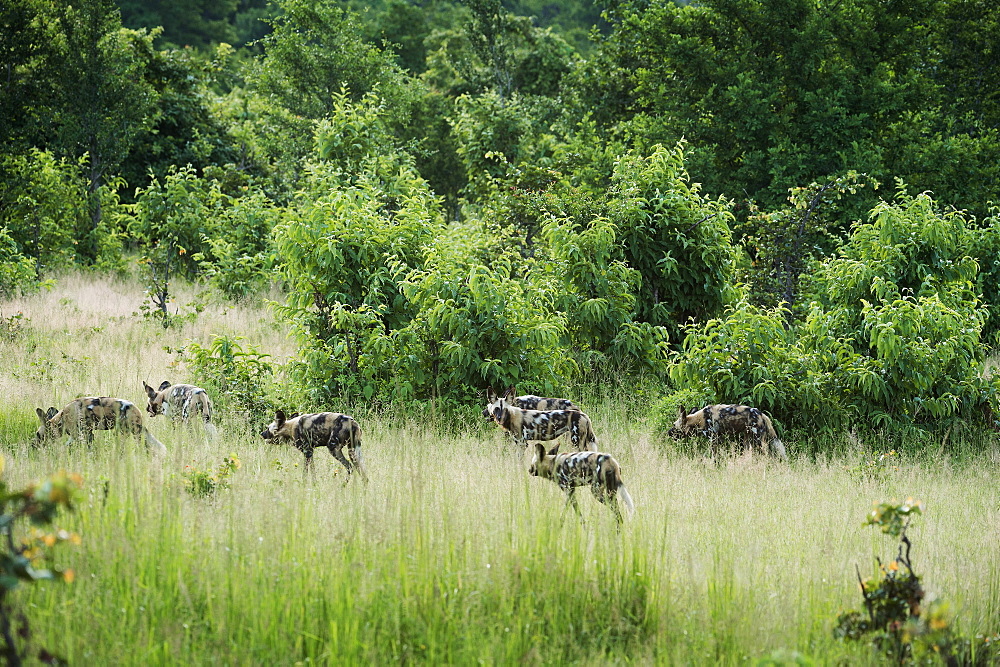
[0,456,82,663]
[181,454,241,498]
[835,498,999,664]
[845,449,900,483]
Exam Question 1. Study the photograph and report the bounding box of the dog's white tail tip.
[619,485,636,518]
[144,430,167,455]
[771,439,787,461]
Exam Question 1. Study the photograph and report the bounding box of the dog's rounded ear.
[486,387,496,403]
[46,407,59,420]
[677,405,687,420]
[143,382,157,399]
[158,381,171,391]
[535,442,546,460]
[289,412,299,419]
[275,410,286,426]
[36,408,48,424]
[503,386,515,401]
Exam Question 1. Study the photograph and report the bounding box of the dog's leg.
[329,445,355,482]
[609,491,623,525]
[296,440,314,479]
[592,485,622,525]
[564,488,585,525]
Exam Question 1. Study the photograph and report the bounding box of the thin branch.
[856,563,874,625]
[684,213,717,234]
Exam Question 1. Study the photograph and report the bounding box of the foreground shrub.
[835,499,999,664]
[181,454,241,498]
[0,459,81,664]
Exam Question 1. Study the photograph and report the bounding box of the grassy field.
[2,273,999,664]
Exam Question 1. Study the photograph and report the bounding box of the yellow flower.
[62,569,75,584]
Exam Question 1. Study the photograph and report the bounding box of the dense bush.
[274,150,444,403]
[666,190,998,432]
[0,229,36,297]
[0,150,86,271]
[607,144,738,338]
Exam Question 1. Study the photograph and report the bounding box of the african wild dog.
[480,387,580,421]
[34,397,167,454]
[528,442,635,523]
[485,387,597,454]
[143,381,218,439]
[260,410,368,482]
[670,404,787,460]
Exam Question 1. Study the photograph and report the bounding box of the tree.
[118,43,242,198]
[608,143,738,335]
[0,0,59,151]
[251,0,407,120]
[589,0,1000,219]
[0,149,88,272]
[132,165,221,323]
[462,0,516,101]
[116,0,238,49]
[45,0,154,260]
[245,0,414,193]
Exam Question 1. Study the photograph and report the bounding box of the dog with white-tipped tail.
[527,442,635,524]
[35,397,167,455]
[143,381,218,440]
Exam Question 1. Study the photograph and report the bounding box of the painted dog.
[480,387,580,420]
[261,410,368,482]
[528,442,635,523]
[34,397,167,454]
[485,387,597,454]
[670,404,787,460]
[143,381,218,439]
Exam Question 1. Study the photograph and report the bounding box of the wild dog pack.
[528,442,635,523]
[261,410,368,482]
[480,388,580,421]
[34,397,167,454]
[485,387,597,454]
[670,404,787,460]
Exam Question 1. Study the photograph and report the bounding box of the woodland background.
[4,0,1000,436]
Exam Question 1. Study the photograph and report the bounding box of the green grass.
[3,272,1000,664]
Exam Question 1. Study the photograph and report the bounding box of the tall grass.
[3,272,999,664]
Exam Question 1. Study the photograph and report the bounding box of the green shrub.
[0,150,86,271]
[667,189,997,433]
[183,335,277,424]
[0,229,36,297]
[0,459,81,663]
[181,454,241,498]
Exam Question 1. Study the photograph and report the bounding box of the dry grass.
[2,271,999,664]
